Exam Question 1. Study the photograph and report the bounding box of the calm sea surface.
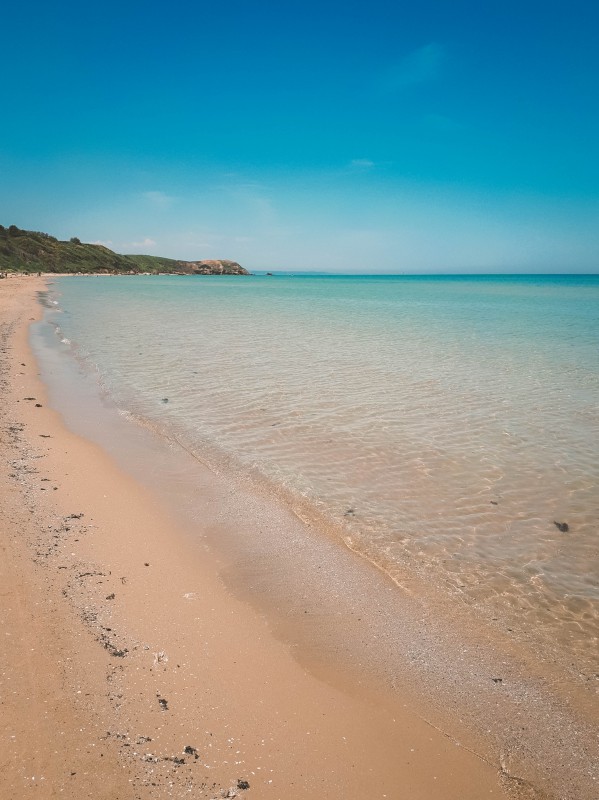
[46,274,599,675]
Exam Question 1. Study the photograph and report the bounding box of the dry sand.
[0,275,581,799]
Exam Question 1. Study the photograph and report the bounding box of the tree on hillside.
[70,236,81,244]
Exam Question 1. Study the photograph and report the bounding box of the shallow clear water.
[47,274,599,675]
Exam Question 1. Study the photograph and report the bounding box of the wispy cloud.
[91,239,113,247]
[348,158,375,170]
[123,237,157,250]
[141,190,176,207]
[379,43,445,92]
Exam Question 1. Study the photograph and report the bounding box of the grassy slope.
[0,227,246,274]
[0,229,136,273]
[124,254,181,272]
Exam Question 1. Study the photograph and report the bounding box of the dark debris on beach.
[554,521,569,532]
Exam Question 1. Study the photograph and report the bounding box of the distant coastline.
[0,224,249,276]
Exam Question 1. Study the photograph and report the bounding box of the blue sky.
[1,0,598,272]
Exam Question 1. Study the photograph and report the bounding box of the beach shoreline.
[1,276,596,799]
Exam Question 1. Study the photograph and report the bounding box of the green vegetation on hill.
[124,254,181,272]
[0,225,248,275]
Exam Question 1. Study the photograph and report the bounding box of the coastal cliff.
[0,225,249,275]
[180,259,246,275]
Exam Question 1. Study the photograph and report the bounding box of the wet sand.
[0,276,596,799]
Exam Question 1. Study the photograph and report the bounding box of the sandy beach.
[1,276,596,800]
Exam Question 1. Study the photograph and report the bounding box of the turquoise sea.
[42,274,599,677]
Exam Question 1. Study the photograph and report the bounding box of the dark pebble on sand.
[554,521,569,532]
[35,403,42,407]
[237,780,250,790]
